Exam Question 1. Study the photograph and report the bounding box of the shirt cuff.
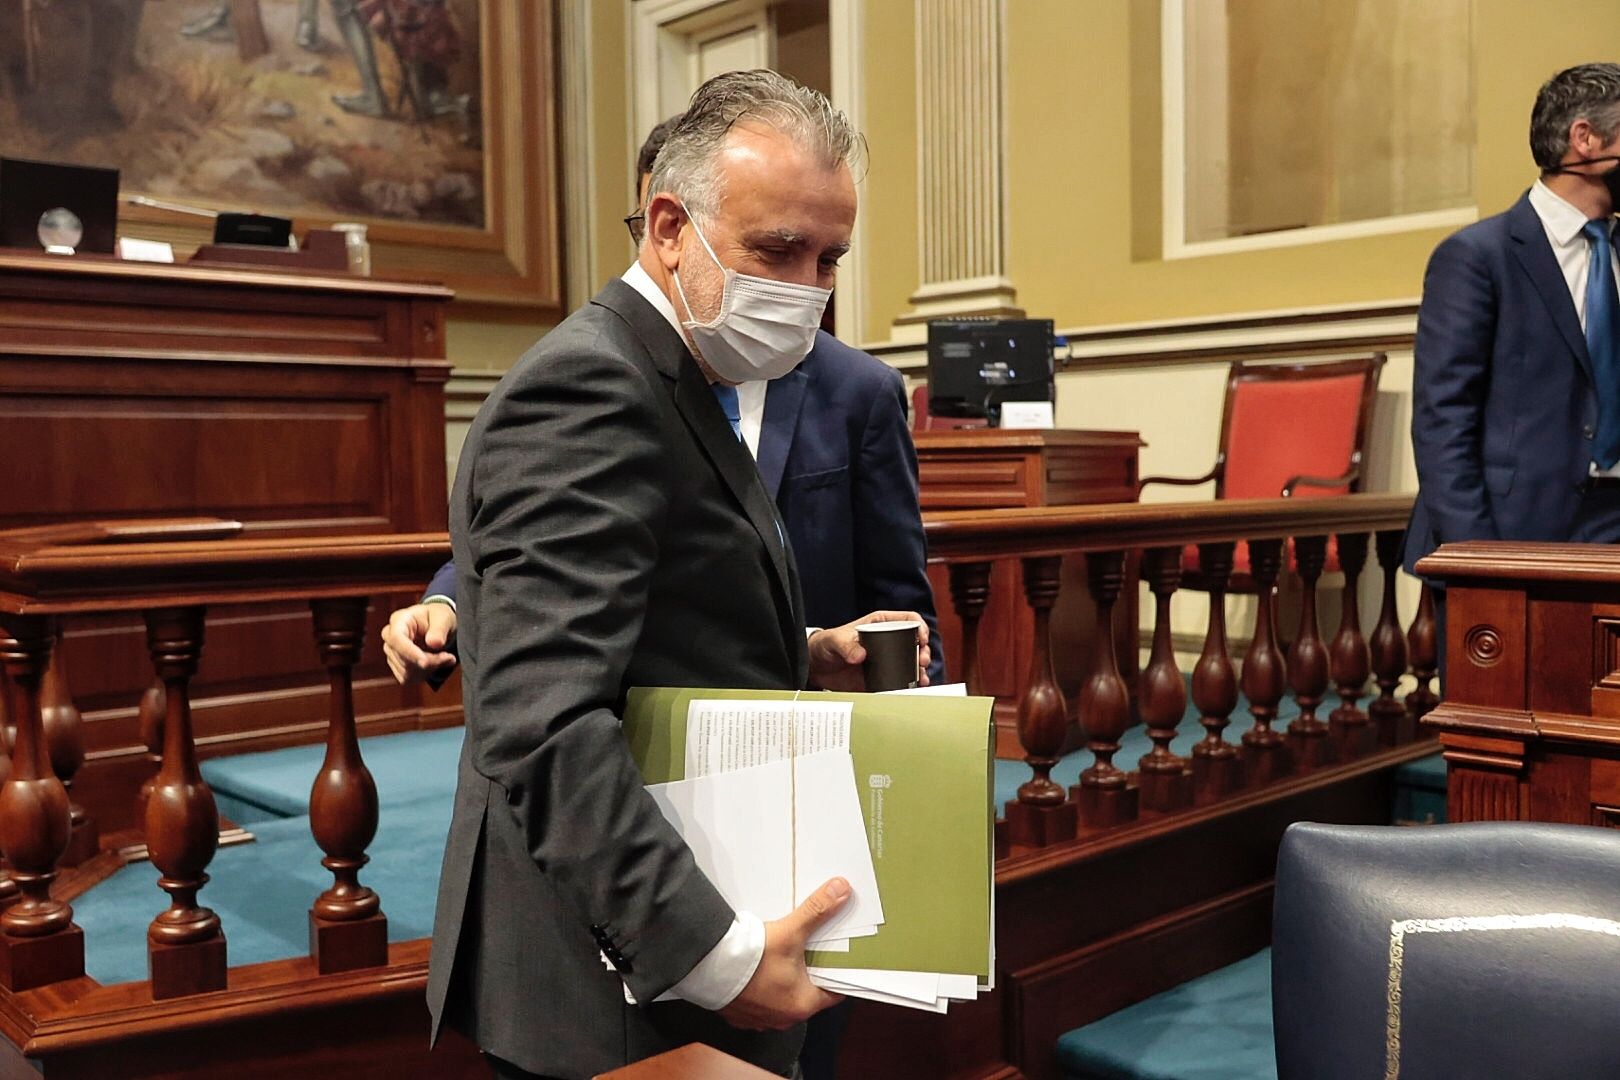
[667,911,764,1010]
[805,626,822,640]
[422,594,457,613]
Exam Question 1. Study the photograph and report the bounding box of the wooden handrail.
[0,532,451,614]
[924,492,1414,561]
[1415,539,1620,584]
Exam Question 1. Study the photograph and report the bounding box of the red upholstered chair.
[1138,354,1386,582]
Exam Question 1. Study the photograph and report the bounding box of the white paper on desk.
[879,682,968,696]
[684,699,853,778]
[646,749,883,944]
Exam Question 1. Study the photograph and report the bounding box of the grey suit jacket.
[427,279,810,1078]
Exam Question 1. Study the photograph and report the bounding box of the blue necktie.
[711,383,743,441]
[1584,218,1620,469]
[710,382,784,548]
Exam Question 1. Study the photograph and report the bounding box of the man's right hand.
[381,602,459,685]
[718,877,850,1031]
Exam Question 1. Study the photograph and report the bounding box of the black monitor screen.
[926,318,1055,422]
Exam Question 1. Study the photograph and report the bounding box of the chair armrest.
[1138,464,1220,496]
[1282,464,1361,498]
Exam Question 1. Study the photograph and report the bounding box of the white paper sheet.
[878,682,969,696]
[684,698,854,778]
[646,749,883,943]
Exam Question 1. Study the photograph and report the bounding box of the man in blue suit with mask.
[1406,63,1620,671]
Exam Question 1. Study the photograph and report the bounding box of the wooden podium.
[0,249,455,840]
[915,429,1143,758]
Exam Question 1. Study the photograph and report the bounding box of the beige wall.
[853,0,1620,343]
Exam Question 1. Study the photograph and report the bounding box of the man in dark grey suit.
[427,72,928,1079]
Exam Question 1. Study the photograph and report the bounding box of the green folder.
[623,687,995,983]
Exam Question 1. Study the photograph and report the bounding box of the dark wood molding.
[924,493,1414,563]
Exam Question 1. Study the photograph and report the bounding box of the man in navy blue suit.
[384,116,943,694]
[1406,63,1620,667]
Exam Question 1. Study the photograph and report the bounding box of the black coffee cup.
[857,621,923,691]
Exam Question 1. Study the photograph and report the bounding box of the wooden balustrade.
[1328,531,1372,746]
[924,493,1434,850]
[0,524,449,1006]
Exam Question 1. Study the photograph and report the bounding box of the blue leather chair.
[1273,822,1620,1080]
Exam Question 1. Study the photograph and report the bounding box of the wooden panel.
[917,458,1031,510]
[0,393,389,531]
[0,254,453,839]
[1443,585,1528,711]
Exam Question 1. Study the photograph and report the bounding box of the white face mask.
[671,212,832,382]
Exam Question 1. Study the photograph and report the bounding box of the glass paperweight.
[38,207,84,255]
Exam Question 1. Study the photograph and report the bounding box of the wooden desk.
[594,1044,779,1079]
[1417,541,1620,827]
[915,429,1143,758]
[0,250,454,838]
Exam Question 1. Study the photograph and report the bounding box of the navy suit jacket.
[426,329,945,681]
[1404,192,1601,575]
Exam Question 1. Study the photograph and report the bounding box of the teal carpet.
[1056,950,1275,1080]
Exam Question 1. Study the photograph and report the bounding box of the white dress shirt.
[614,261,765,1009]
[1527,180,1620,475]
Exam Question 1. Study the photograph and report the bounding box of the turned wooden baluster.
[135,677,167,824]
[1285,535,1332,768]
[144,607,227,999]
[0,616,84,991]
[308,598,388,973]
[1368,530,1410,745]
[1004,556,1076,848]
[947,561,993,695]
[1072,550,1139,828]
[1240,538,1290,783]
[1191,542,1241,804]
[1137,547,1191,813]
[40,625,95,866]
[0,679,16,907]
[1328,532,1372,733]
[1405,584,1440,720]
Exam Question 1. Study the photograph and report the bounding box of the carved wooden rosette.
[1327,531,1373,740]
[1240,539,1291,783]
[1190,542,1242,804]
[1285,535,1333,768]
[1004,556,1076,848]
[143,607,227,999]
[1072,551,1139,828]
[307,598,388,974]
[1368,530,1412,744]
[1137,547,1192,812]
[0,615,84,991]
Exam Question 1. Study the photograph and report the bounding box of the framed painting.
[0,0,560,313]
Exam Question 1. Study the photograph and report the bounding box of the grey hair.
[1530,63,1620,170]
[645,69,865,224]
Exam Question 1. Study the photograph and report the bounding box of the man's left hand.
[807,611,931,692]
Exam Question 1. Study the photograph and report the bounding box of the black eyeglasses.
[623,210,646,244]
